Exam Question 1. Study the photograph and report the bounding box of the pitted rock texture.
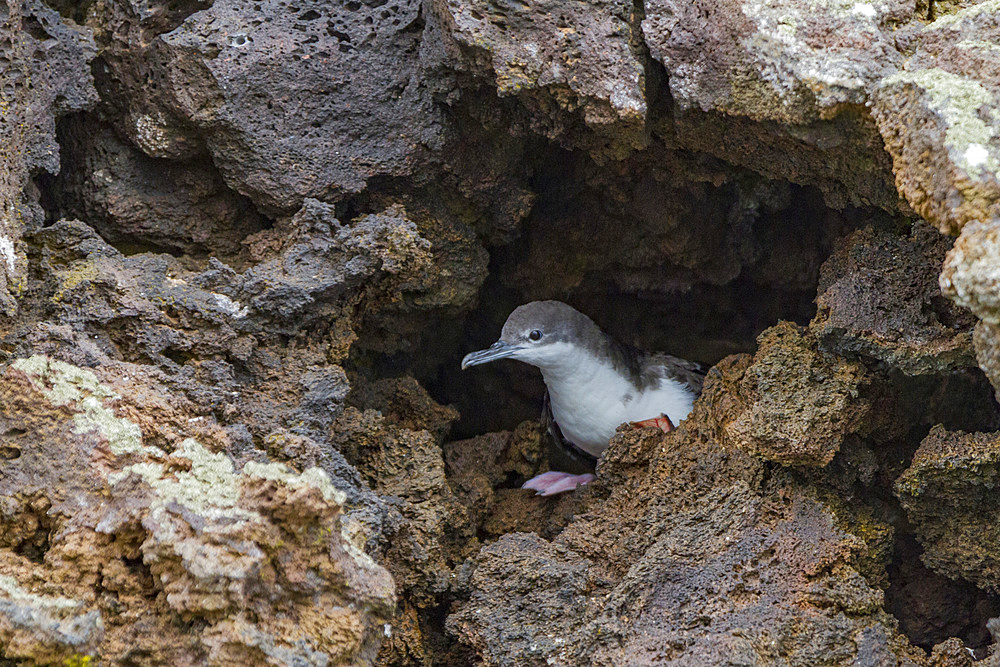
[434,0,646,156]
[928,639,976,667]
[331,401,468,609]
[896,426,1000,594]
[348,203,489,356]
[641,0,911,210]
[700,321,870,466]
[444,421,592,542]
[813,223,976,375]
[449,418,924,665]
[83,0,214,162]
[941,218,1000,325]
[334,376,590,665]
[95,0,448,213]
[0,202,474,663]
[9,203,461,481]
[1,165,501,666]
[52,114,267,258]
[941,218,1000,401]
[0,574,103,664]
[0,355,395,664]
[642,0,909,123]
[0,0,96,314]
[871,3,1000,236]
[7,0,1000,661]
[973,321,1000,404]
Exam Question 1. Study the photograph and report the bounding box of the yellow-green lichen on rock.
[110,438,249,517]
[12,355,155,457]
[0,355,395,664]
[0,573,104,663]
[881,67,998,177]
[870,0,1000,235]
[244,460,347,505]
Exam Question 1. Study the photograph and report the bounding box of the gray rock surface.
[96,0,448,213]
[814,223,976,375]
[0,0,96,314]
[3,0,1000,662]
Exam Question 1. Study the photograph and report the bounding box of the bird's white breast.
[540,349,695,457]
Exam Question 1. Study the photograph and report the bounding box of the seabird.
[462,300,705,495]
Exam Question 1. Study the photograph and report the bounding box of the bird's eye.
[528,330,542,341]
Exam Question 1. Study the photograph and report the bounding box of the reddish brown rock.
[813,223,976,375]
[444,422,592,542]
[0,355,395,664]
[701,322,870,466]
[450,419,923,665]
[896,426,1000,594]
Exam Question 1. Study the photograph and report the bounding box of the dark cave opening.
[884,372,1000,655]
[366,129,1000,658]
[888,533,1000,656]
[809,367,1000,655]
[416,164,881,441]
[37,111,271,268]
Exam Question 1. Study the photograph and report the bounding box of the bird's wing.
[650,353,708,395]
[542,389,598,463]
[542,388,567,446]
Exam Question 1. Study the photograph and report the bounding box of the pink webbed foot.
[522,471,597,497]
[630,413,675,433]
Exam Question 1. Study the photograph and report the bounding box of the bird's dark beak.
[461,341,522,369]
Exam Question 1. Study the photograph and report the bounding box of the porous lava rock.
[642,0,908,123]
[642,0,910,210]
[0,203,479,662]
[331,399,468,609]
[872,4,1000,444]
[942,219,1000,325]
[432,0,646,157]
[92,0,448,213]
[941,219,1000,403]
[871,3,1000,236]
[7,0,1000,660]
[813,223,976,375]
[700,321,870,466]
[449,415,923,665]
[896,426,1000,594]
[444,421,591,542]
[0,0,96,314]
[52,114,267,259]
[0,355,395,664]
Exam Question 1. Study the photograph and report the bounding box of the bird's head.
[461,301,601,372]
